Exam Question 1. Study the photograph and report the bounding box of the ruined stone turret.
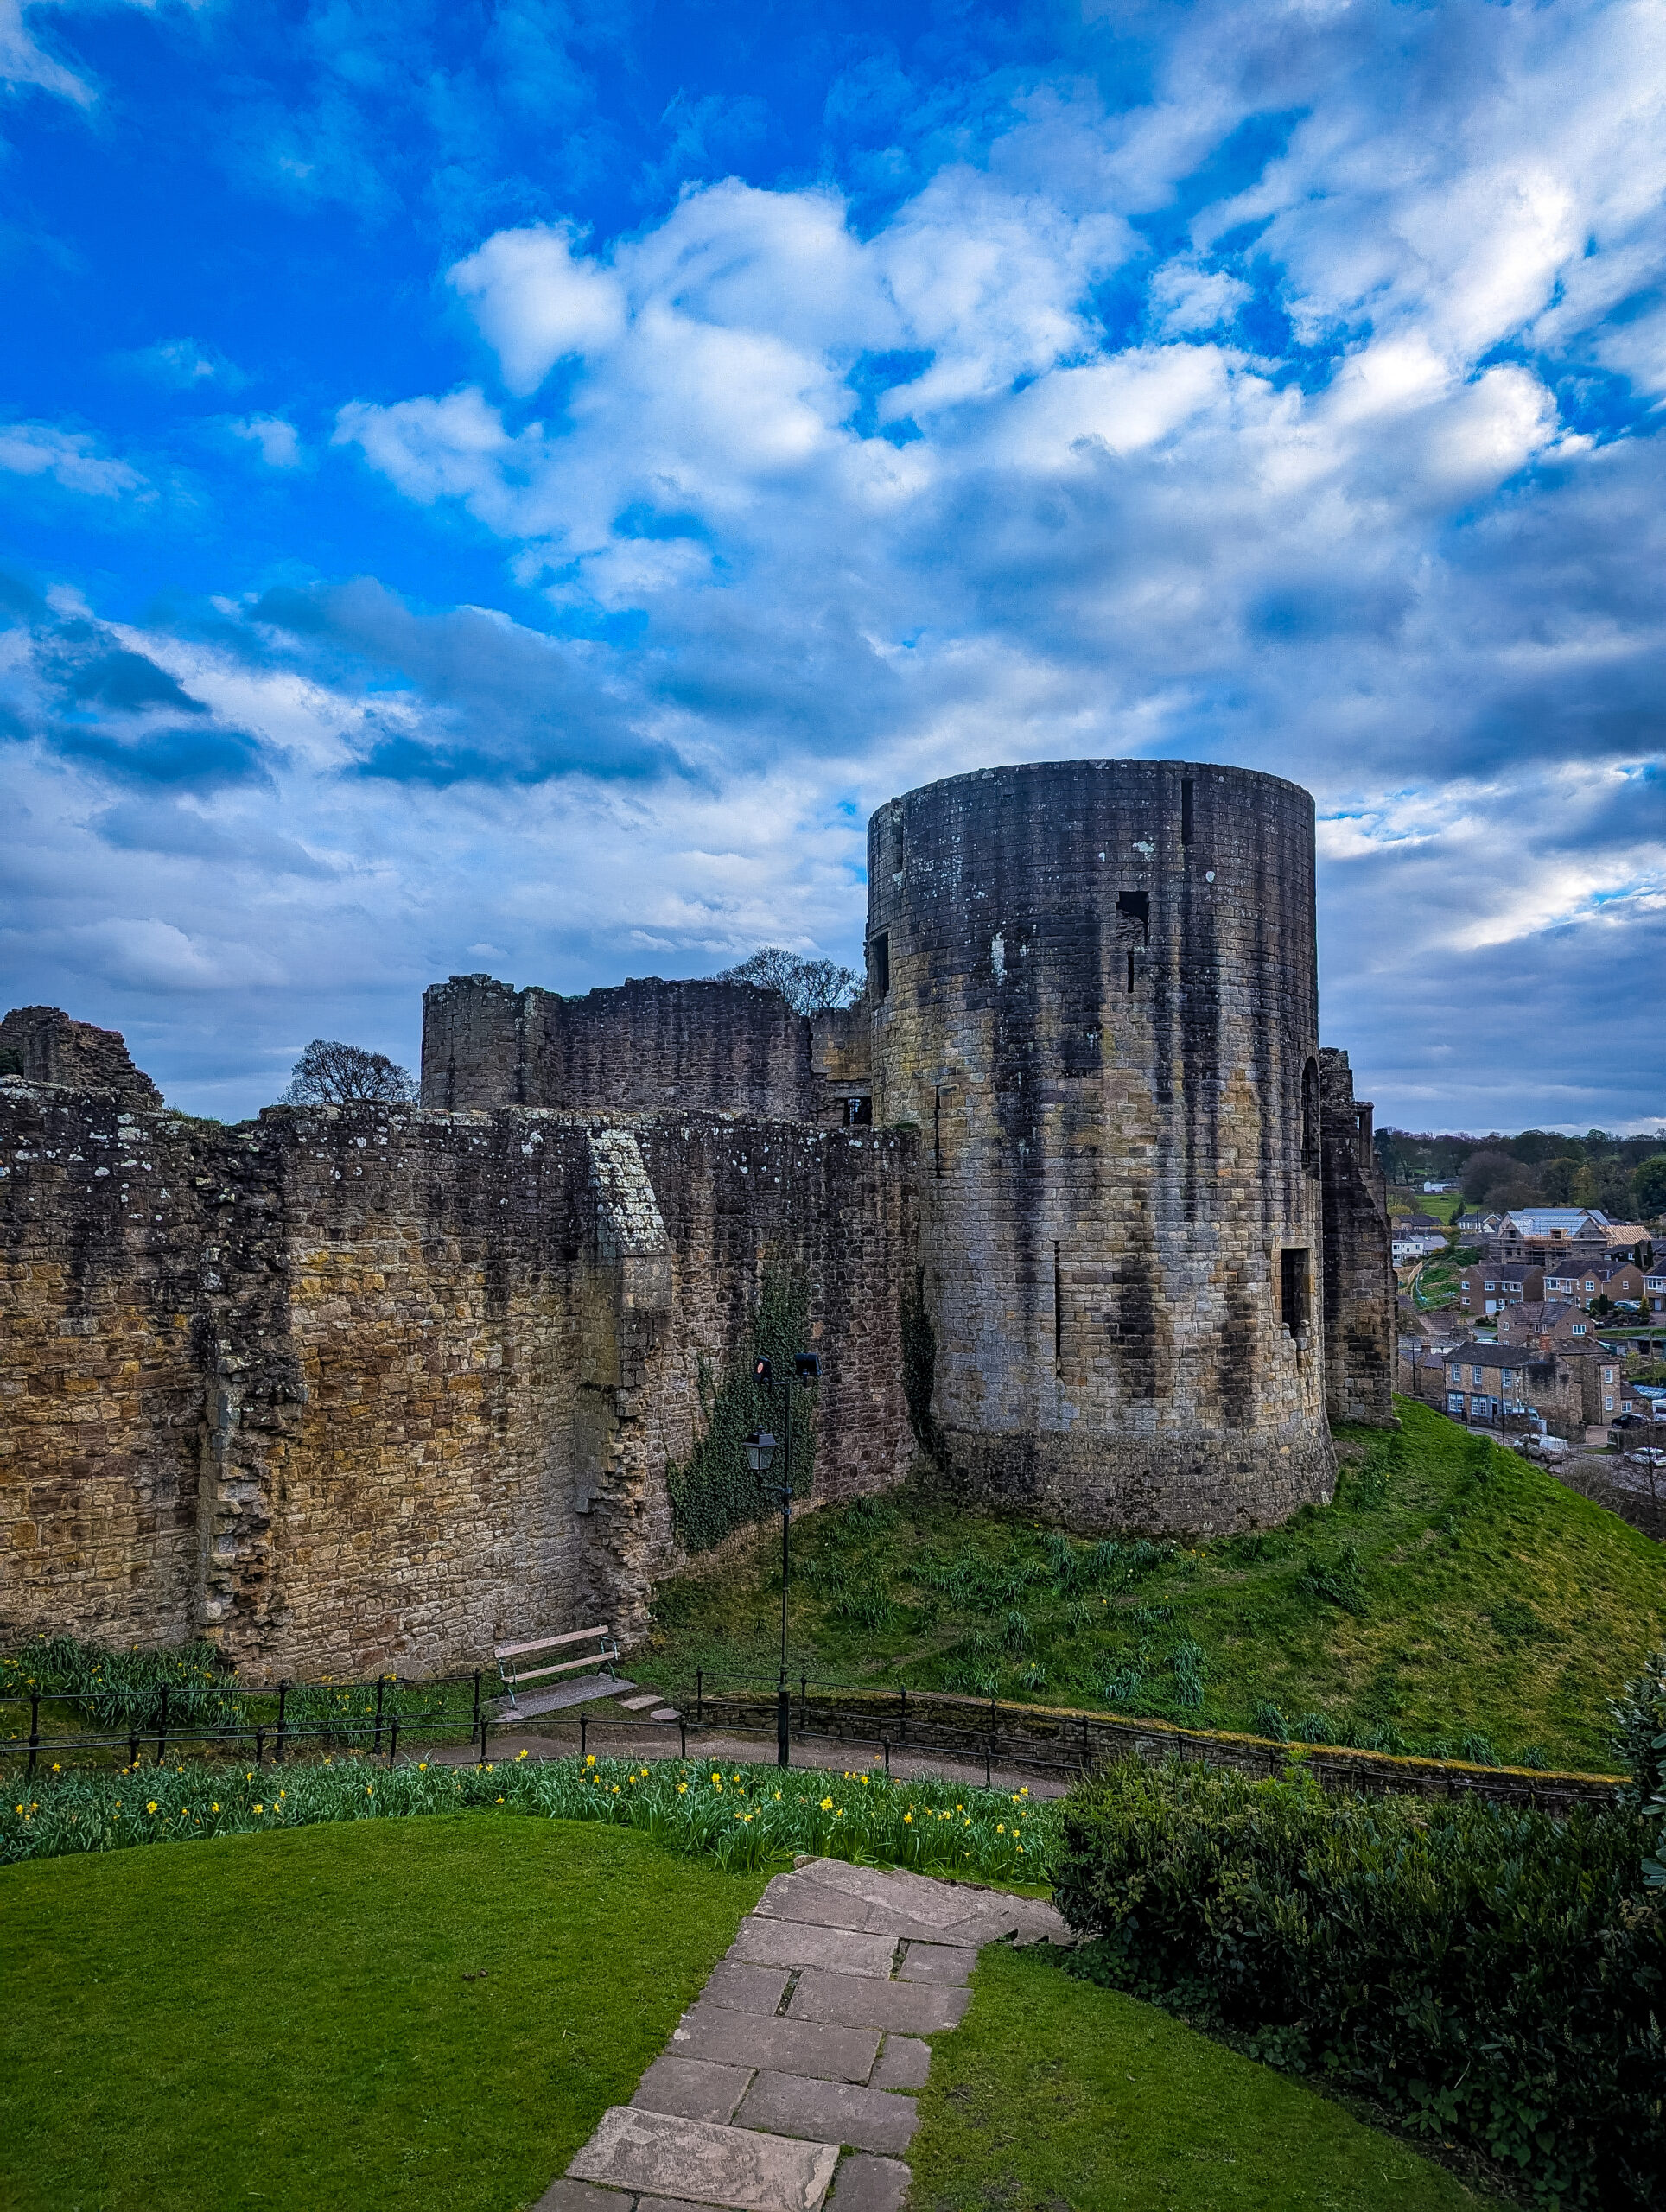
[0,1005,162,1104]
[866,759,1335,1532]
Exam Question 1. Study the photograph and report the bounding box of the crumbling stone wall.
[1319,1048,1396,1426]
[423,974,830,1122]
[0,1084,917,1676]
[0,1007,161,1103]
[867,759,1335,1532]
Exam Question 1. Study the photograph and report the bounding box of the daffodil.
[820,1796,834,1811]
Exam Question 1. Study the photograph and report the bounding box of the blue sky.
[2,0,1663,1129]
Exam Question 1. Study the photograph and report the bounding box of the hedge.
[1052,1755,1663,2209]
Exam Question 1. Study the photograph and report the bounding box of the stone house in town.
[1456,1261,1544,1318]
[1543,1259,1647,1309]
[1498,1300,1598,1348]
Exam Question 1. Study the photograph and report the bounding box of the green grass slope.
[908,1942,1506,2212]
[0,1815,765,2212]
[646,1400,1665,1771]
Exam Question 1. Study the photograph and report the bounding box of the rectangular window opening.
[1281,1248,1310,1334]
[1126,950,1135,995]
[1053,1242,1064,1367]
[1181,778,1194,845]
[933,1084,943,1177]
[870,931,890,1001]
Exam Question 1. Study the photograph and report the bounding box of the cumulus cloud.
[0,423,145,496]
[230,416,302,467]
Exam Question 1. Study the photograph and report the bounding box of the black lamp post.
[745,1350,820,1767]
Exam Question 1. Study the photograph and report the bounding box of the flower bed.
[1,1749,1055,1885]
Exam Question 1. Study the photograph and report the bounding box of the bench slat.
[496,1626,611,1661]
[510,1652,619,1686]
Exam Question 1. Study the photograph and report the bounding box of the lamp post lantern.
[745,1349,821,1767]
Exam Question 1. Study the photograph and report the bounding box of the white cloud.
[448,223,627,394]
[232,416,302,467]
[0,0,90,105]
[0,422,144,496]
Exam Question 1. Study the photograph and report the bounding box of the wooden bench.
[494,1625,625,1719]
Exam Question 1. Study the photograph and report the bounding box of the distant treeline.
[1377,1127,1666,1222]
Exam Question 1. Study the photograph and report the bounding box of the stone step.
[672,2002,879,2084]
[730,1917,898,1980]
[734,2075,918,2159]
[617,1693,663,1712]
[568,2107,839,2212]
[787,1967,969,2037]
[652,1707,682,1722]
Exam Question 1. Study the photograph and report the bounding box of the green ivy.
[666,1267,818,1554]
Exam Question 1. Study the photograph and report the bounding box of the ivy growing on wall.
[900,1265,944,1464]
[667,1267,818,1554]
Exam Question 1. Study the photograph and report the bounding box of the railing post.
[478,1712,488,1766]
[580,1714,588,1764]
[128,1720,139,1770]
[388,1718,398,1767]
[472,1669,481,1736]
[1081,1713,1090,1770]
[28,1693,40,1778]
[678,1719,687,1758]
[255,1725,265,1766]
[276,1681,289,1765]
[373,1676,385,1758]
[800,1671,807,1730]
[882,1737,890,1777]
[156,1684,169,1767]
[900,1684,907,1742]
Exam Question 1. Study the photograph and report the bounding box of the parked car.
[1517,1433,1569,1459]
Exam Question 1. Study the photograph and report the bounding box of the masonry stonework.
[0,1084,915,1675]
[868,760,1339,1530]
[2,753,1396,1670]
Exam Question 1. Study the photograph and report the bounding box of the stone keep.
[867,759,1341,1529]
[0,753,1394,1674]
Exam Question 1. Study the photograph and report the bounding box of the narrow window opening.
[1053,1243,1064,1366]
[845,1095,872,1127]
[1180,778,1194,845]
[933,1084,943,1176]
[870,931,890,1001]
[1116,889,1150,943]
[1126,950,1135,995]
[1281,1248,1310,1335]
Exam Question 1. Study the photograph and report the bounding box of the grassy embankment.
[908,1942,1506,2212]
[645,1401,1665,1771]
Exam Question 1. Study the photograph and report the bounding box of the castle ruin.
[0,760,1394,1676]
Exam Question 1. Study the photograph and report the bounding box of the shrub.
[1052,1757,1665,2209]
[1610,1646,1666,1887]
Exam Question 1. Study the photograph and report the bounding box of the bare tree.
[283,1039,416,1104]
[715,947,862,1014]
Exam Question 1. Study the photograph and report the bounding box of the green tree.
[1634,1154,1666,1219]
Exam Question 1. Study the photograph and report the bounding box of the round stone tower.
[868,758,1333,1532]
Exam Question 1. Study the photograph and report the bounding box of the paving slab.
[870,2037,931,2091]
[532,2181,635,2212]
[754,1872,961,1943]
[735,2075,918,2158]
[730,1916,899,1979]
[897,1942,971,1986]
[825,2154,911,2212]
[569,2107,838,2212]
[788,1968,969,2036]
[633,2055,753,2124]
[790,1861,987,1930]
[673,2004,880,2084]
[701,1959,792,2016]
[618,1693,662,1712]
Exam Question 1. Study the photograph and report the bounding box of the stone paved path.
[535,1856,1070,2212]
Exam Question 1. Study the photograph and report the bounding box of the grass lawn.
[0,1813,765,2212]
[645,1400,1665,1770]
[907,1943,1507,2212]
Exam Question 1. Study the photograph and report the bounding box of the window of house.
[1605,1395,1615,1412]
[1447,1393,1465,1412]
[1501,1370,1514,1387]
[1573,1323,1587,1335]
[1449,1364,1461,1382]
[1281,1248,1310,1332]
[1472,1365,1483,1385]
